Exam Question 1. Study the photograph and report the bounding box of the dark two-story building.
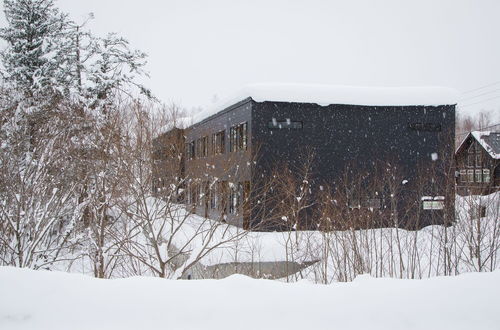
[455,131,500,195]
[153,84,457,230]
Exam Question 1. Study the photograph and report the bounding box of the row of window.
[459,169,491,183]
[408,123,442,132]
[421,196,445,210]
[186,122,248,160]
[186,181,250,215]
[467,153,484,168]
[422,201,444,210]
[268,119,303,130]
[467,143,484,168]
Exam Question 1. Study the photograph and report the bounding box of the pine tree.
[0,0,153,271]
[0,0,69,104]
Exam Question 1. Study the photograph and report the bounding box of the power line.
[459,88,500,102]
[456,123,500,136]
[459,95,500,108]
[461,81,500,94]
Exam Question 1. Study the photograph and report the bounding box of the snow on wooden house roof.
[456,131,500,159]
[472,131,500,159]
[193,83,459,125]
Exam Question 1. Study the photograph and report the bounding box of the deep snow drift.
[0,267,498,330]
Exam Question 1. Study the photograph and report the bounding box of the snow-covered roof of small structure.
[193,83,459,125]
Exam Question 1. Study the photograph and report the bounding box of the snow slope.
[0,267,498,330]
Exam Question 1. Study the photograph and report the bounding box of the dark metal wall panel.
[251,101,456,228]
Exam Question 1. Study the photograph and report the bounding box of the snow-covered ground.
[0,266,498,330]
[52,192,499,282]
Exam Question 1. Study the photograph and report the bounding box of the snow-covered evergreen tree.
[0,0,69,105]
[0,0,153,271]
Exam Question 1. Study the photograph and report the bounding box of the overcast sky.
[3,0,500,118]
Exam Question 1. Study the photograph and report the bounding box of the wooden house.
[455,131,500,195]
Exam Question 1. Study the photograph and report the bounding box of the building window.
[475,153,482,167]
[460,169,467,183]
[229,182,242,214]
[202,136,208,157]
[219,181,228,213]
[483,169,490,183]
[467,169,474,182]
[268,118,303,129]
[212,130,225,155]
[423,201,444,210]
[467,154,474,168]
[210,182,217,209]
[230,122,247,152]
[408,123,442,132]
[475,169,482,183]
[467,143,476,167]
[188,182,198,206]
[422,197,445,210]
[186,141,195,160]
[195,136,208,158]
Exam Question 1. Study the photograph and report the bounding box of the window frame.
[475,169,482,183]
[230,122,248,153]
[423,201,444,210]
[475,153,482,167]
[483,169,490,183]
[460,169,467,183]
[467,169,474,182]
[213,130,225,155]
[268,119,303,130]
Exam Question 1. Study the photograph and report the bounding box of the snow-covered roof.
[193,83,459,125]
[456,131,500,159]
[471,131,500,159]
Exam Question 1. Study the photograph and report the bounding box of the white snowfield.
[193,83,459,124]
[0,267,498,330]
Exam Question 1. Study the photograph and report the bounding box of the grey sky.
[3,0,500,118]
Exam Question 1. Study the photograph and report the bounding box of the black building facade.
[153,86,457,230]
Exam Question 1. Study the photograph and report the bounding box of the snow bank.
[193,83,459,124]
[0,267,498,330]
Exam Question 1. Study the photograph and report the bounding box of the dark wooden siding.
[455,135,500,195]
